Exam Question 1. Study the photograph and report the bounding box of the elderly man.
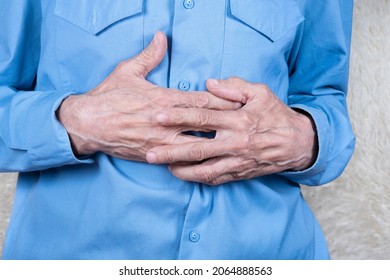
[0,0,355,259]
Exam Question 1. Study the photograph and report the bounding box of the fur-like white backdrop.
[0,0,389,259]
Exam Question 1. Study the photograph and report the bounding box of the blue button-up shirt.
[0,0,355,259]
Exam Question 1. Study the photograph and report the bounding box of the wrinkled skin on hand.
[147,77,318,185]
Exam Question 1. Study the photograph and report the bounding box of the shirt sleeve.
[279,0,356,186]
[0,0,92,172]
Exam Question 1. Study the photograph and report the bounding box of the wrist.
[56,95,96,156]
[290,109,318,171]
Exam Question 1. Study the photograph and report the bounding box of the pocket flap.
[54,0,143,35]
[230,0,304,42]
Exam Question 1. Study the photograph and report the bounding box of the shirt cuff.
[26,91,93,169]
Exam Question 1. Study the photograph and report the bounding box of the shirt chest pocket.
[53,0,144,92]
[221,0,304,91]
[229,0,304,42]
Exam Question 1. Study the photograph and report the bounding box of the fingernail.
[208,79,219,87]
[156,113,168,123]
[146,151,157,163]
[233,102,243,109]
[152,32,160,47]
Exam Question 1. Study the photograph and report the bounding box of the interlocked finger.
[156,108,232,130]
[146,139,234,164]
[171,91,242,111]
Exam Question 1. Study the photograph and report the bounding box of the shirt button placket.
[178,80,190,91]
[176,1,194,92]
[183,0,195,10]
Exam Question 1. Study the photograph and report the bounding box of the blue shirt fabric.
[0,0,355,259]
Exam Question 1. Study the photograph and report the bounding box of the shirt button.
[189,230,200,242]
[178,80,190,91]
[183,0,195,9]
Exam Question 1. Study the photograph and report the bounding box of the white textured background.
[1,0,389,259]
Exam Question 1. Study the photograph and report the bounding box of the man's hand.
[146,77,318,185]
[57,32,239,161]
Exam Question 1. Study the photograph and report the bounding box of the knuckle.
[132,52,152,75]
[197,110,212,126]
[236,111,253,131]
[231,172,242,180]
[210,175,229,186]
[256,83,271,95]
[114,61,130,75]
[171,113,184,125]
[228,76,241,83]
[233,161,254,178]
[116,60,127,70]
[232,161,246,174]
[256,83,266,89]
[196,168,216,184]
[138,47,153,61]
[189,143,207,161]
[194,95,209,108]
[163,150,175,163]
[241,111,252,125]
[209,180,220,186]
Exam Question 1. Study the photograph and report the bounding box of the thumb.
[126,31,167,78]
